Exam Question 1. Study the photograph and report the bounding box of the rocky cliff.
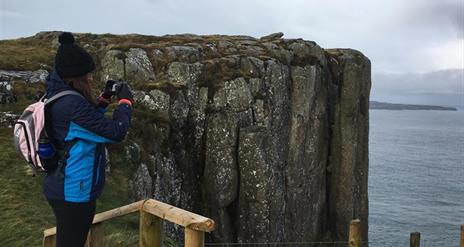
[0,32,371,243]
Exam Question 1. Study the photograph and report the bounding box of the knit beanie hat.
[55,32,96,78]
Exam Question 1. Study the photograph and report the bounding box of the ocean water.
[369,110,464,246]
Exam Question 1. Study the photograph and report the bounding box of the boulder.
[101,48,155,83]
[0,69,48,83]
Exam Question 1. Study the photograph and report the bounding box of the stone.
[326,49,371,242]
[259,32,284,40]
[130,163,153,200]
[252,99,265,125]
[101,50,126,80]
[212,77,254,112]
[207,208,235,242]
[237,45,266,57]
[284,65,328,241]
[240,56,265,78]
[263,59,291,140]
[216,40,238,54]
[170,90,189,123]
[134,89,170,119]
[0,112,19,128]
[165,46,201,63]
[238,126,284,242]
[168,87,205,227]
[288,40,325,66]
[0,69,48,83]
[203,111,239,208]
[167,62,203,88]
[101,48,155,83]
[30,70,49,83]
[223,78,253,112]
[249,78,263,97]
[237,108,253,128]
[0,81,13,92]
[125,48,156,80]
[262,42,294,65]
[188,86,209,163]
[0,81,16,104]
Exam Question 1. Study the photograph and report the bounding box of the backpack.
[13,90,82,173]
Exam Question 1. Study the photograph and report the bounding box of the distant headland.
[370,101,458,111]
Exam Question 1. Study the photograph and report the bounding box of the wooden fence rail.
[44,210,463,247]
[42,199,215,247]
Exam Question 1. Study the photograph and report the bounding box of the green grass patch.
[0,37,55,71]
[0,128,141,246]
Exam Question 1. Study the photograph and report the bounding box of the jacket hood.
[45,69,73,97]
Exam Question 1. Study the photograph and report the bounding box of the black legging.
[48,199,97,247]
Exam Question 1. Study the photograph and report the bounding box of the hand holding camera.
[102,80,118,99]
[97,80,116,108]
[115,83,134,103]
[98,80,134,107]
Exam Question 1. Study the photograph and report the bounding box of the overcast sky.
[1,0,463,105]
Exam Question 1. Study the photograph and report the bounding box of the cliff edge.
[0,32,371,243]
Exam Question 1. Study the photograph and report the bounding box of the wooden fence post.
[139,210,162,247]
[42,235,56,247]
[460,225,463,247]
[185,227,204,247]
[410,232,420,247]
[88,223,104,247]
[349,219,361,247]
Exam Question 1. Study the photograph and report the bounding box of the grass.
[0,31,271,75]
[0,82,46,114]
[0,37,55,71]
[0,127,141,246]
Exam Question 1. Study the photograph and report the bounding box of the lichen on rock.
[101,48,155,84]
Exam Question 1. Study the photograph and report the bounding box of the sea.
[369,109,464,246]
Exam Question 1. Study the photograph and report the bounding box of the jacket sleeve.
[65,96,132,143]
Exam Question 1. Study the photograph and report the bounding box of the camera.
[105,79,127,96]
[101,79,133,102]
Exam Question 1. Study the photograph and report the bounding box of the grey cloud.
[372,69,464,106]
[0,0,462,75]
[442,2,464,38]
[431,1,463,38]
[402,0,464,38]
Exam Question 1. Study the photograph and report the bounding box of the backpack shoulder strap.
[44,90,83,106]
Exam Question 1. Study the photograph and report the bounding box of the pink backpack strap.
[44,90,83,106]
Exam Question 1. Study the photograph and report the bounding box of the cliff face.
[0,32,371,242]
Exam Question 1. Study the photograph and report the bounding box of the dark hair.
[64,74,97,106]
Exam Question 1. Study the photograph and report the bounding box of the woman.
[43,32,133,247]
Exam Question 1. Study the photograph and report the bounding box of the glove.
[97,80,117,108]
[116,83,134,106]
[102,80,117,99]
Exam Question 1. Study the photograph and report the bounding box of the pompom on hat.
[54,32,96,78]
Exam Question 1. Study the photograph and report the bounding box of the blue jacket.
[43,71,132,202]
